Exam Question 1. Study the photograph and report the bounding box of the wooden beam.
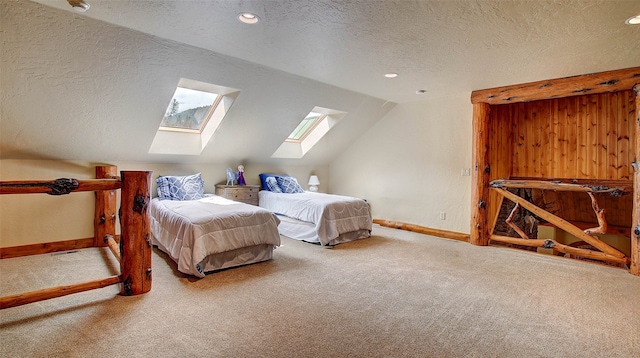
[539,221,630,238]
[0,238,95,259]
[632,84,640,275]
[373,219,469,242]
[94,166,118,247]
[551,241,629,266]
[470,102,491,246]
[105,235,121,263]
[493,187,627,259]
[490,235,550,248]
[471,67,640,105]
[511,176,634,187]
[490,235,629,266]
[0,275,121,310]
[584,192,607,235]
[490,179,631,196]
[505,203,530,239]
[0,178,122,195]
[119,171,152,296]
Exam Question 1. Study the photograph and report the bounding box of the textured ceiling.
[31,0,640,103]
[3,0,639,165]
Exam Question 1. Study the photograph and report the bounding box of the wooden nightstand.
[215,184,260,206]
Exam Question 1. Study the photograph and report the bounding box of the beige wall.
[0,0,473,248]
[0,159,327,248]
[329,96,473,234]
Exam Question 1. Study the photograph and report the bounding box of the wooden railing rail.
[0,178,122,195]
[0,166,152,310]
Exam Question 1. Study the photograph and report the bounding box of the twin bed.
[257,173,372,246]
[150,172,372,277]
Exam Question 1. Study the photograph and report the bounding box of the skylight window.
[286,111,325,142]
[149,78,240,155]
[272,107,347,159]
[160,87,220,133]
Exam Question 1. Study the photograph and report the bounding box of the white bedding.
[149,195,281,277]
[258,191,372,246]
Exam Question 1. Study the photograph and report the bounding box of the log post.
[119,171,152,295]
[471,102,491,246]
[632,84,640,275]
[94,166,118,247]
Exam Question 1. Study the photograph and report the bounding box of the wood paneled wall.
[486,90,636,232]
[471,67,640,274]
[489,90,636,181]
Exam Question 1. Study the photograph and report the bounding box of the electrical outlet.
[439,212,446,220]
[462,168,471,176]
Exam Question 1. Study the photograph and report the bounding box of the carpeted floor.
[1,225,639,357]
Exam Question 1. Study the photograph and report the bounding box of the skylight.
[149,78,240,155]
[160,87,220,133]
[286,111,325,142]
[272,107,347,159]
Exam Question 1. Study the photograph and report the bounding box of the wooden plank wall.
[487,90,636,230]
[505,90,636,180]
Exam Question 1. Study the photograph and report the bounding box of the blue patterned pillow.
[265,176,283,193]
[276,176,304,194]
[156,173,204,200]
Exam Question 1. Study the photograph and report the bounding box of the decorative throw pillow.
[265,176,283,193]
[276,176,304,194]
[260,173,285,190]
[156,173,204,200]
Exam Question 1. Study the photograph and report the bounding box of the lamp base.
[309,185,318,192]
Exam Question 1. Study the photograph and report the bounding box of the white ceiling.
[31,0,640,104]
[3,0,639,166]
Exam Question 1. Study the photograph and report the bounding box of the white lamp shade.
[308,175,320,185]
[308,175,320,192]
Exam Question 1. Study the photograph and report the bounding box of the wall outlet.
[461,168,471,176]
[439,212,446,220]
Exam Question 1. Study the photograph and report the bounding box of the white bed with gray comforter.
[258,190,372,246]
[150,195,281,277]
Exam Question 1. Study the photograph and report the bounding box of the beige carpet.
[1,225,639,358]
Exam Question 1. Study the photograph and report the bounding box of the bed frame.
[0,165,152,309]
[470,66,640,276]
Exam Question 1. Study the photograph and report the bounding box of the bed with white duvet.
[149,173,280,277]
[258,174,371,246]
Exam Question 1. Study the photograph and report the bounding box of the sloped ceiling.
[2,0,639,165]
[29,0,640,102]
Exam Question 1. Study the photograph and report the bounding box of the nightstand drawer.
[215,185,259,206]
[226,188,256,200]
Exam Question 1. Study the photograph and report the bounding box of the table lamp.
[308,175,320,192]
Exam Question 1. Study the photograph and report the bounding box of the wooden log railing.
[489,179,631,267]
[95,166,118,248]
[0,178,123,195]
[632,83,640,275]
[0,166,152,309]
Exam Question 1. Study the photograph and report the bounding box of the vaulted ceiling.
[31,0,640,103]
[2,0,639,165]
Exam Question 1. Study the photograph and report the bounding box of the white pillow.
[156,173,204,200]
[276,176,304,194]
[265,176,283,193]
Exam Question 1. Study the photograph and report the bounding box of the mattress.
[258,191,372,246]
[149,195,281,277]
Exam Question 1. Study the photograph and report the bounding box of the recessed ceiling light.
[625,15,640,25]
[67,0,90,12]
[238,12,260,24]
[384,73,398,78]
